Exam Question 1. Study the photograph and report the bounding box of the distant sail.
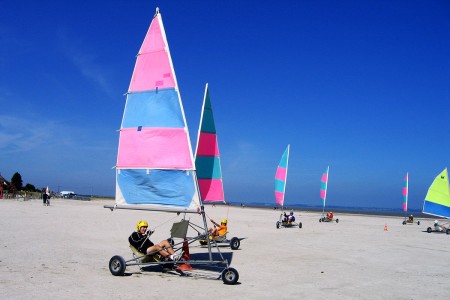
[402,173,408,212]
[115,9,200,212]
[320,166,329,208]
[275,145,290,206]
[195,83,225,203]
[423,168,450,219]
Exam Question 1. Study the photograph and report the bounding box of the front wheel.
[299,222,302,228]
[109,255,126,276]
[402,221,406,225]
[230,237,240,250]
[446,229,450,235]
[336,219,339,223]
[427,227,432,233]
[417,221,420,225]
[222,267,239,285]
[319,218,322,222]
[276,221,280,229]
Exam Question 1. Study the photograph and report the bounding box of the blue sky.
[1,0,449,210]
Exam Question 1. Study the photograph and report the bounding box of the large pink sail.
[115,9,200,212]
[402,173,408,212]
[320,166,329,207]
[195,84,225,203]
[275,145,290,206]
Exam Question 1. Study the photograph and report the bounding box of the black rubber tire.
[109,255,126,276]
[319,218,322,222]
[336,219,339,223]
[222,267,239,285]
[417,221,420,225]
[427,227,432,233]
[299,222,302,228]
[446,229,450,235]
[276,221,280,229]
[402,221,406,225]
[230,237,240,250]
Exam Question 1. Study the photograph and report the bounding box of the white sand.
[0,198,448,299]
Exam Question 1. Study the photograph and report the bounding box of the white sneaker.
[170,254,181,261]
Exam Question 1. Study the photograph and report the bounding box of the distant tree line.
[3,172,42,193]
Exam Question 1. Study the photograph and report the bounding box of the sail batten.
[115,9,200,211]
[423,168,450,219]
[194,83,225,203]
[275,145,290,207]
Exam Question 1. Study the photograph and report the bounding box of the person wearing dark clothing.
[129,220,180,261]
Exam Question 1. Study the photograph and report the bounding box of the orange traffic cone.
[177,238,192,271]
[384,224,388,231]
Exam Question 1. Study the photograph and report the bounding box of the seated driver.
[434,220,447,231]
[129,220,179,261]
[327,211,334,220]
[408,215,414,222]
[288,210,295,223]
[209,219,228,237]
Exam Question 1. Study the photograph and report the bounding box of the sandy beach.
[0,198,448,299]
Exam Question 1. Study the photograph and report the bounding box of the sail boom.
[104,204,199,214]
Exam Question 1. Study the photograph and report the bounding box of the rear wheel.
[109,255,126,276]
[402,221,406,225]
[336,219,339,223]
[427,227,432,233]
[417,221,420,225]
[299,222,302,228]
[222,267,239,285]
[446,229,450,235]
[319,218,322,222]
[230,237,240,250]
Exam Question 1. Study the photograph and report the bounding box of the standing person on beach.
[129,220,179,261]
[42,191,48,206]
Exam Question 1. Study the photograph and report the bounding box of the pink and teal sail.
[402,173,408,212]
[320,166,329,209]
[275,145,290,206]
[195,83,225,203]
[115,9,200,212]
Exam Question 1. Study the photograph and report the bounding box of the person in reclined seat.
[129,220,180,261]
[209,219,228,238]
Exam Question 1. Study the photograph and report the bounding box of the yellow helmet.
[221,219,227,224]
[136,220,148,231]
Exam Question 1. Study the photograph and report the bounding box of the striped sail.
[194,83,225,203]
[402,173,408,212]
[275,145,290,206]
[320,166,329,208]
[423,168,450,218]
[115,9,200,212]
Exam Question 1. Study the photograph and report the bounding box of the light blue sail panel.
[275,179,286,193]
[423,201,450,218]
[117,169,196,207]
[122,88,185,129]
[196,156,222,179]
